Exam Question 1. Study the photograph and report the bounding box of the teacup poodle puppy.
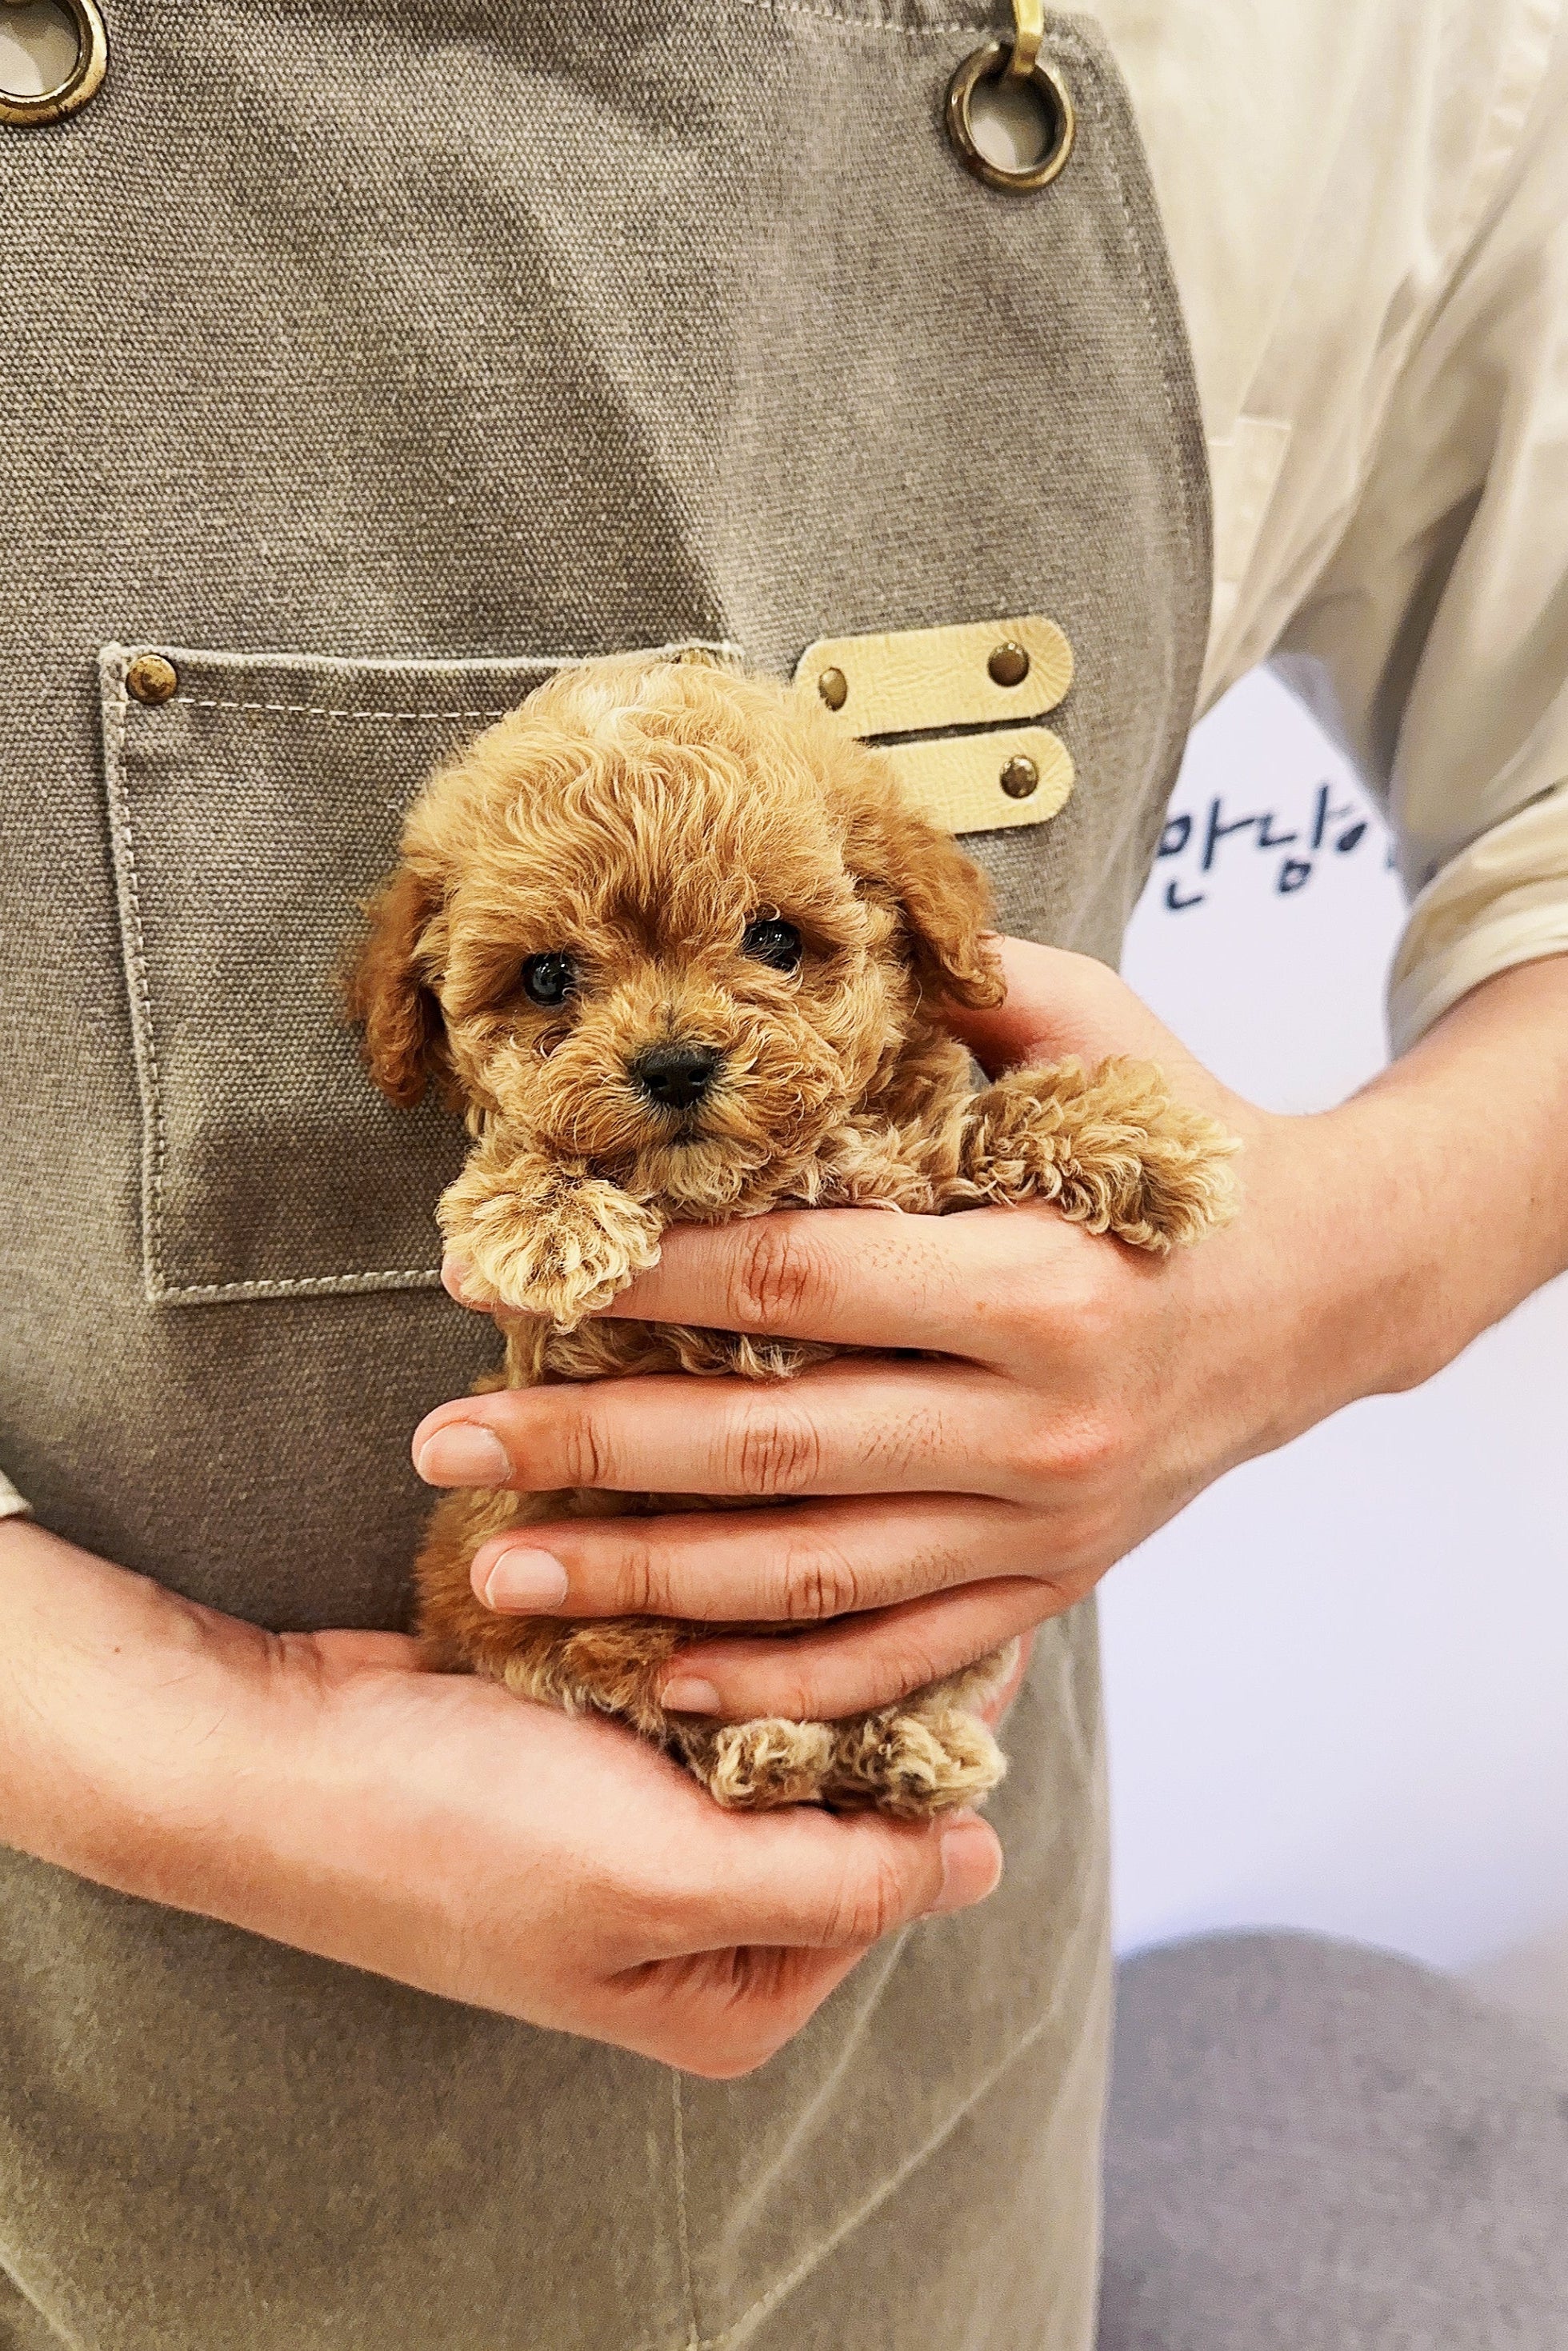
[349,652,1236,1817]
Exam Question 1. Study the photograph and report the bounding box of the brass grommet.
[818,666,849,711]
[988,640,1031,689]
[126,653,179,706]
[0,0,110,128]
[946,36,1074,195]
[1000,754,1040,799]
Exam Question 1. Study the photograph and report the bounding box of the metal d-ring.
[946,14,1074,194]
[1004,0,1042,79]
[0,0,110,127]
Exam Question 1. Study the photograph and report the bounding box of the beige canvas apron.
[0,6,1209,2345]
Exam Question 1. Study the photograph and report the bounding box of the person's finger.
[442,1253,542,1329]
[598,1209,979,1353]
[441,1253,478,1307]
[413,1357,1035,1503]
[657,1578,1080,1721]
[302,1627,426,1677]
[979,1627,1034,1726]
[667,1801,1002,1956]
[467,1493,1048,1622]
[594,1941,873,2076]
[600,1785,1009,2071]
[601,1200,1089,1356]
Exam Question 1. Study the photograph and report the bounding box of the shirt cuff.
[0,1470,34,1522]
[1389,790,1568,1054]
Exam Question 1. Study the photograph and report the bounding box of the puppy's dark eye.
[741,917,802,973]
[520,952,578,1008]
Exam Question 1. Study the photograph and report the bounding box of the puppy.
[349,652,1236,1817]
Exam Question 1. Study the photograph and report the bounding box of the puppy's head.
[348,654,1003,1217]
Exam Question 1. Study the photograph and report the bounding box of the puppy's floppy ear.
[343,865,450,1108]
[845,780,1006,1010]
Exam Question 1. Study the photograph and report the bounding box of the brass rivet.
[1000,754,1039,800]
[125,654,179,706]
[818,666,848,711]
[988,640,1030,689]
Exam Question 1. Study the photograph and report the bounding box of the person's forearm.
[0,1517,998,2070]
[1309,954,1568,1401]
[0,1516,249,1899]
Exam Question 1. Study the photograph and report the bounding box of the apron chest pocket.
[100,642,564,1304]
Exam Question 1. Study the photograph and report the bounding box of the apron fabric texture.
[0,6,1209,2345]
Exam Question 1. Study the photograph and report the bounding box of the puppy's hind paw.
[825,1705,1006,1821]
[676,1717,836,1809]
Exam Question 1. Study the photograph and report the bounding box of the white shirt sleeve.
[1269,36,1568,1052]
[0,1469,32,1522]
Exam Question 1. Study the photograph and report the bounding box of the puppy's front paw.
[959,1058,1238,1252]
[442,1177,662,1327]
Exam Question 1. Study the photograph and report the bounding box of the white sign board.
[1106,668,1568,1978]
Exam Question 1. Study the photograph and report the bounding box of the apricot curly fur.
[349,654,1238,1816]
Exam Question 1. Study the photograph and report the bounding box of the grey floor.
[1099,1932,1568,2350]
[1467,1928,1568,2063]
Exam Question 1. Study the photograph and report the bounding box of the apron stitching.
[720,2,994,38]
[1055,30,1207,617]
[180,698,518,722]
[158,1268,443,1297]
[0,2256,92,2351]
[694,1972,1087,2347]
[1048,30,1211,947]
[106,665,173,1300]
[135,638,745,696]
[670,2071,702,2349]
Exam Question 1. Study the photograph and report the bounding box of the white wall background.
[1106,667,1568,2040]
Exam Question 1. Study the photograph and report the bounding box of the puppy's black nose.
[630,1042,721,1110]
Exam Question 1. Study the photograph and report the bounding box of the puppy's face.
[350,657,1002,1217]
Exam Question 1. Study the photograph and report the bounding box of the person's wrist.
[1191,1097,1430,1477]
[1276,1091,1459,1413]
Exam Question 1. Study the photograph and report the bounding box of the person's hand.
[420,939,1568,1724]
[0,1517,1003,2076]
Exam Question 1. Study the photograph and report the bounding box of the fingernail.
[441,1255,472,1303]
[481,1547,569,1611]
[661,1674,723,1715]
[922,1813,1004,1917]
[414,1424,510,1486]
